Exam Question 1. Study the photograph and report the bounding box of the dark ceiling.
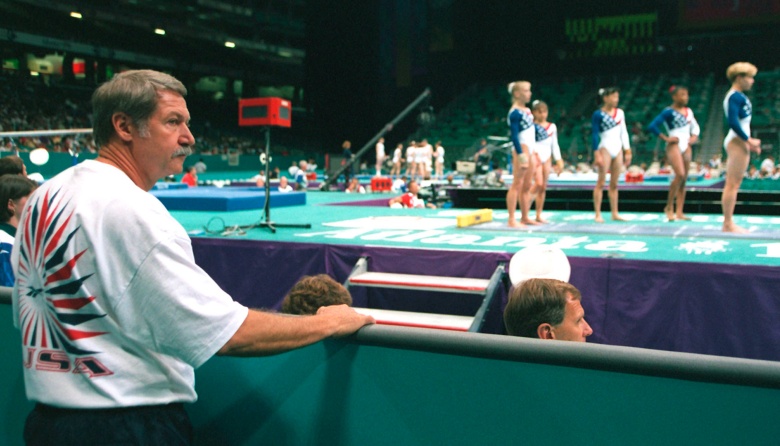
[0,0,307,83]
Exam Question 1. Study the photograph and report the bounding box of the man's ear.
[537,323,555,340]
[112,112,134,142]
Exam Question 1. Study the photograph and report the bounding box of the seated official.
[388,180,435,209]
[278,176,293,192]
[281,274,353,315]
[503,278,592,342]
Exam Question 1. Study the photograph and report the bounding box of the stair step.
[353,307,473,331]
[348,272,490,294]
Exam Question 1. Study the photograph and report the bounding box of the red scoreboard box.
[238,97,292,127]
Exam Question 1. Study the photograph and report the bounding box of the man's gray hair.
[92,70,187,147]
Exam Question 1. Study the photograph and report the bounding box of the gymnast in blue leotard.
[506,80,537,227]
[721,62,761,233]
[591,87,631,223]
[647,85,700,221]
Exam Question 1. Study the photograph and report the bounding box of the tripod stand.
[256,126,311,233]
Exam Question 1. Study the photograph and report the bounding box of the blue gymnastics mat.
[151,187,306,211]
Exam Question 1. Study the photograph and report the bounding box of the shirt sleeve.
[117,233,248,369]
[591,111,601,151]
[620,110,631,150]
[689,109,701,136]
[727,94,750,140]
[551,124,562,161]
[647,110,667,136]
[509,110,522,153]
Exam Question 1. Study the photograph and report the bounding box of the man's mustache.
[173,146,192,157]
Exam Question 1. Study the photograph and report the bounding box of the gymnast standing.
[506,80,537,227]
[531,100,564,223]
[592,87,631,223]
[721,62,761,233]
[647,85,700,221]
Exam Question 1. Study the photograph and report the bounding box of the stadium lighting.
[154,28,166,35]
[224,41,236,48]
[70,11,82,19]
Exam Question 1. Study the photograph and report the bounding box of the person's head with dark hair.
[0,156,27,177]
[597,86,620,108]
[668,85,690,107]
[0,175,37,227]
[281,274,353,315]
[503,278,592,342]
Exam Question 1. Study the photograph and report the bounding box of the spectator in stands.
[390,143,403,177]
[0,175,37,286]
[281,274,353,315]
[294,160,309,191]
[278,176,293,192]
[434,141,445,179]
[193,158,207,173]
[252,170,266,187]
[503,278,592,342]
[181,165,198,187]
[375,137,386,177]
[270,166,281,180]
[307,158,318,172]
[388,179,435,208]
[760,155,775,177]
[345,177,366,193]
[391,175,408,193]
[722,62,761,233]
[342,140,354,184]
[485,164,505,188]
[460,174,473,188]
[288,160,300,177]
[0,155,27,177]
[746,165,760,179]
[473,138,490,173]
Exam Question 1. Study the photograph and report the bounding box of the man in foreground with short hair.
[503,278,592,342]
[11,69,373,445]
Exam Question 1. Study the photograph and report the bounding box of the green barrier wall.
[2,302,780,445]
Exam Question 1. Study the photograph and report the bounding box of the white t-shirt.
[11,160,248,408]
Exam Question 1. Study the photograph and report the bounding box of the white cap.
[508,245,571,286]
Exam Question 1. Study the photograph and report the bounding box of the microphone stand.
[256,126,311,233]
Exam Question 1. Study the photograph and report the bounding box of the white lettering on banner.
[361,230,424,241]
[385,230,447,242]
[676,240,728,255]
[584,240,648,252]
[505,238,549,248]
[548,236,591,249]
[295,228,374,239]
[473,236,526,247]
[420,234,485,245]
[746,217,767,224]
[751,243,780,258]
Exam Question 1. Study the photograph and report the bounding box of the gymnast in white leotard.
[721,62,761,233]
[647,85,701,221]
[506,80,537,227]
[591,87,631,223]
[531,100,563,224]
